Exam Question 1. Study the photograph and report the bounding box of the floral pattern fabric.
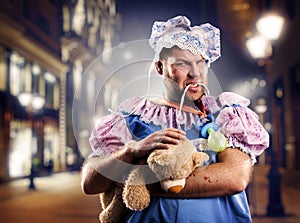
[89,92,269,164]
[149,15,221,66]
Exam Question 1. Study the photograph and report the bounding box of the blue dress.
[124,115,252,223]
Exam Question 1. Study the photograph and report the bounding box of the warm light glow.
[44,72,56,83]
[255,104,268,114]
[259,80,266,87]
[32,64,41,75]
[255,98,268,114]
[256,13,285,40]
[32,95,45,110]
[18,92,33,107]
[246,36,272,59]
[18,92,45,110]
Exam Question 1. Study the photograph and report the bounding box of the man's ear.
[155,61,163,75]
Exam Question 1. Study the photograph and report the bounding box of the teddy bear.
[99,185,128,223]
[123,139,209,210]
[98,138,209,223]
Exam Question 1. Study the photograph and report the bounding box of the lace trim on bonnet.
[149,15,221,66]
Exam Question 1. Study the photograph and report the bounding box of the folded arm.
[81,128,186,195]
[148,148,253,198]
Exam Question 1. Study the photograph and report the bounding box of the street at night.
[0,172,100,223]
[0,1,300,222]
[0,168,300,223]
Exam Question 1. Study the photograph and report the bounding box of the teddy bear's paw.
[123,185,150,211]
[99,187,116,209]
[99,198,128,223]
[99,209,118,223]
[99,210,110,223]
[99,211,124,223]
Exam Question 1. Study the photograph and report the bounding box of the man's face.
[159,47,209,103]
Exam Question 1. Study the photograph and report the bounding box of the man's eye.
[175,62,184,66]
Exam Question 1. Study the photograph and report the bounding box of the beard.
[163,77,195,106]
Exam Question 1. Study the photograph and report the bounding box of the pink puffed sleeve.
[215,92,269,164]
[89,113,133,156]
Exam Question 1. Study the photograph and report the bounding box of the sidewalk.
[0,167,299,223]
[251,165,300,223]
[0,172,101,223]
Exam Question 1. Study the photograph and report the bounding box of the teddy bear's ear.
[153,153,176,166]
[148,150,176,167]
[192,152,209,167]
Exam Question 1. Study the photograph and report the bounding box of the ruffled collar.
[119,96,200,130]
[118,92,250,131]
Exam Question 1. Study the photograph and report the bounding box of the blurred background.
[0,0,299,222]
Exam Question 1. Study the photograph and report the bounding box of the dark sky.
[115,0,264,92]
[116,0,219,42]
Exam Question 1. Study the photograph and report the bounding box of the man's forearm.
[81,162,113,194]
[148,148,253,198]
[81,145,135,195]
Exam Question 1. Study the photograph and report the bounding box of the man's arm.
[81,128,186,195]
[148,148,253,198]
[81,147,135,195]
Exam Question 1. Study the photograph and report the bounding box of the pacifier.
[195,114,226,152]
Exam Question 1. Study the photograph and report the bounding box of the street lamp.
[246,12,285,217]
[18,92,45,189]
[246,36,272,60]
[256,13,285,41]
[246,12,284,59]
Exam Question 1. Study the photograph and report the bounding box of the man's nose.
[187,63,200,78]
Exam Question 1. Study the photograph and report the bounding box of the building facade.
[0,0,120,181]
[269,1,300,171]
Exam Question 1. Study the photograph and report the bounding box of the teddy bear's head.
[147,139,209,193]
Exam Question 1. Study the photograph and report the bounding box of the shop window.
[9,52,26,96]
[53,82,60,110]
[32,70,40,94]
[73,60,83,99]
[45,80,54,106]
[72,0,86,35]
[9,121,32,177]
[8,51,60,111]
[44,73,60,110]
[9,52,37,97]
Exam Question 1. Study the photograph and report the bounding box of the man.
[81,15,269,222]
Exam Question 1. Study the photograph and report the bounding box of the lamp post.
[246,12,285,217]
[18,92,45,190]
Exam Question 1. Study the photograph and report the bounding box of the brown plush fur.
[98,139,209,222]
[148,139,208,180]
[99,187,128,223]
[122,166,151,211]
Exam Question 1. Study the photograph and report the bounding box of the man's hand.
[126,128,186,159]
